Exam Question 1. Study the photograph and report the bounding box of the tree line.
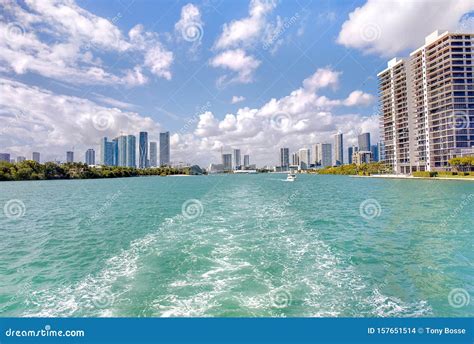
[0,161,192,181]
[315,162,391,175]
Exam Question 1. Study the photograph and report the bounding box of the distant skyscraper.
[126,135,136,167]
[233,149,241,169]
[280,148,289,168]
[348,146,358,164]
[0,153,10,162]
[17,156,26,163]
[159,131,170,166]
[115,136,128,166]
[149,141,158,167]
[358,133,371,152]
[32,152,40,163]
[312,144,319,166]
[291,152,299,166]
[316,143,332,167]
[66,151,74,163]
[139,131,148,168]
[222,153,232,171]
[101,137,116,166]
[244,154,250,168]
[377,142,385,163]
[370,145,379,162]
[334,133,343,165]
[85,149,95,165]
[298,148,310,169]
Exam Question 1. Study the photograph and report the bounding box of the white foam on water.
[22,215,181,317]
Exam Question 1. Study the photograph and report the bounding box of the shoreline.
[350,174,474,181]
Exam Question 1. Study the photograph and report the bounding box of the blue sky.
[0,0,473,165]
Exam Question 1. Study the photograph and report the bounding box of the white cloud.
[0,0,173,85]
[337,0,474,56]
[175,3,204,51]
[214,0,276,49]
[302,68,340,92]
[92,93,138,110]
[343,90,375,107]
[144,44,174,80]
[210,0,277,84]
[168,67,379,166]
[231,95,246,104]
[209,49,261,85]
[0,78,161,162]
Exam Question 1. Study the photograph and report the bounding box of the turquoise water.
[0,174,472,317]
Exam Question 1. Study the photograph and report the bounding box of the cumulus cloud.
[174,3,204,51]
[337,0,474,56]
[343,90,375,107]
[231,95,246,104]
[0,78,161,162]
[170,67,379,166]
[210,0,277,84]
[0,67,377,166]
[214,0,276,49]
[0,0,173,85]
[209,49,261,85]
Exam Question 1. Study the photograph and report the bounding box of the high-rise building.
[0,153,10,162]
[149,141,158,167]
[222,153,232,171]
[315,143,332,167]
[291,152,299,166]
[233,149,241,169]
[159,131,170,166]
[115,136,128,167]
[377,142,385,162]
[85,149,95,165]
[334,133,344,165]
[243,155,250,168]
[17,156,26,163]
[32,152,40,163]
[348,146,358,164]
[101,137,116,166]
[353,151,373,165]
[126,135,136,167]
[312,144,319,166]
[370,145,379,162]
[66,151,74,163]
[298,148,310,169]
[379,30,474,173]
[358,133,371,152]
[139,131,148,168]
[279,147,289,168]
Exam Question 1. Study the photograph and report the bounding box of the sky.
[0,0,473,166]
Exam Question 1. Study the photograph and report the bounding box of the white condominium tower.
[379,30,474,174]
[334,133,343,166]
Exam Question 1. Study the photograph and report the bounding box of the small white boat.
[286,173,296,182]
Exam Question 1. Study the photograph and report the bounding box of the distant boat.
[286,173,296,182]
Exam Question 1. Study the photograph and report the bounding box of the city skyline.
[0,1,472,166]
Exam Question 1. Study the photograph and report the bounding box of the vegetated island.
[314,158,474,179]
[0,161,204,182]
